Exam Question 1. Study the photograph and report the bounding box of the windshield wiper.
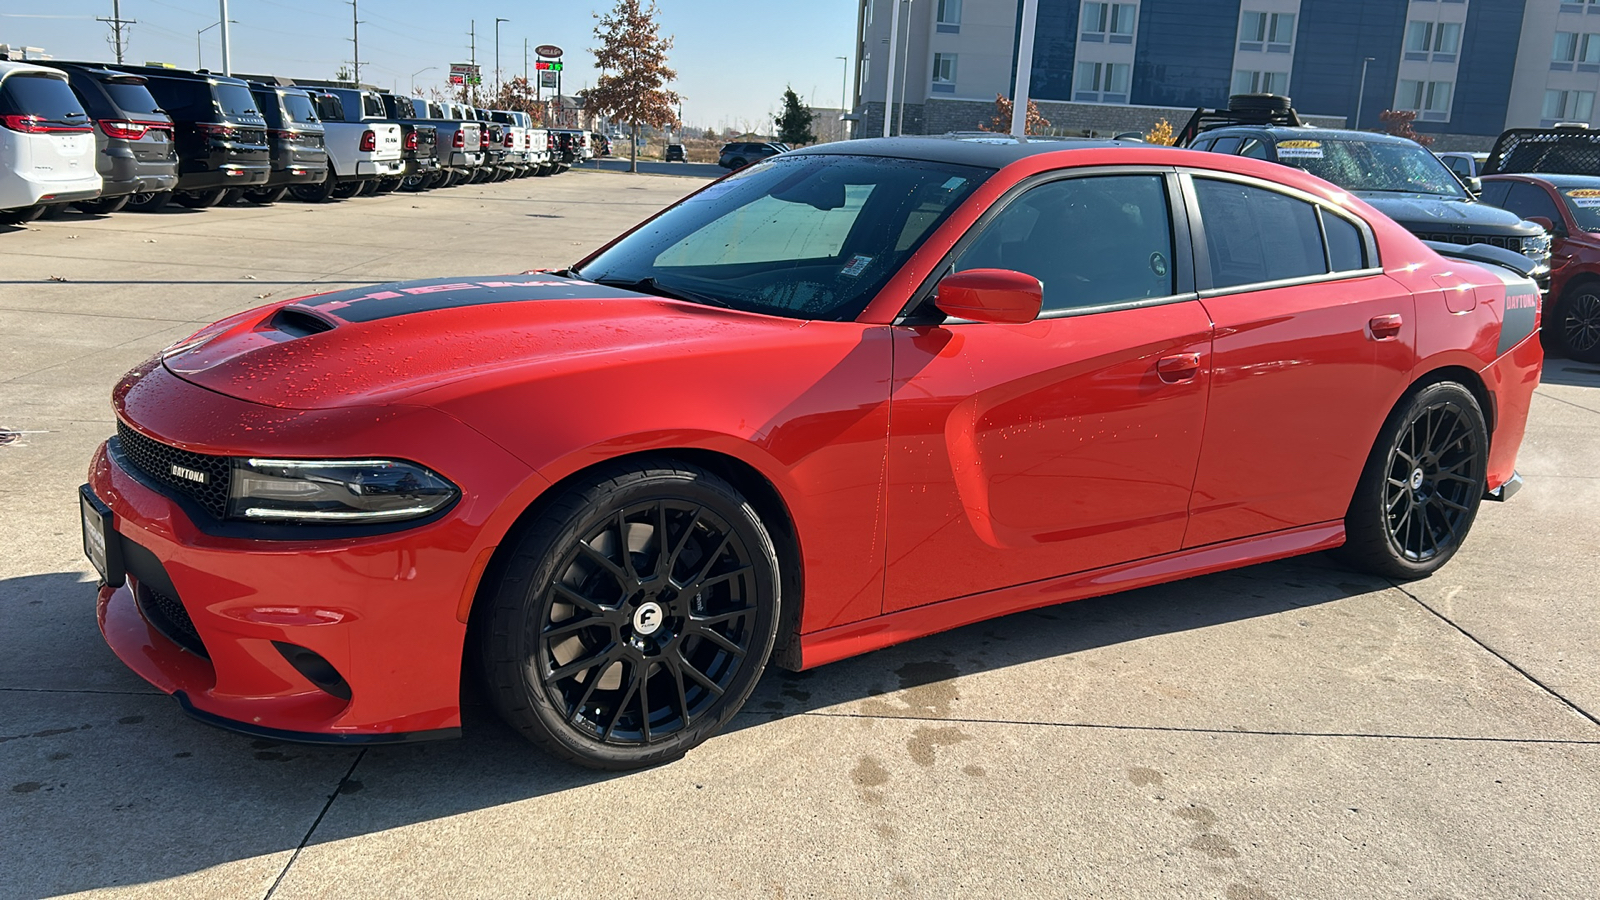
[592,276,734,309]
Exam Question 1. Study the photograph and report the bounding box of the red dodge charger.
[82,138,1543,769]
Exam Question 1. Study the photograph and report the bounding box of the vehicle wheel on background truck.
[175,189,227,209]
[1334,381,1488,580]
[1548,282,1600,363]
[477,458,781,770]
[243,187,288,205]
[75,195,130,215]
[125,190,172,212]
[221,189,246,205]
[331,180,362,199]
[290,177,336,203]
[373,177,402,194]
[0,205,45,224]
[401,173,429,191]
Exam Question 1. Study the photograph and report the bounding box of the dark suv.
[718,141,784,169]
[38,63,178,213]
[244,81,327,204]
[1179,94,1551,283]
[101,65,269,209]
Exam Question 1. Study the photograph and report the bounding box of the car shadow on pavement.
[1539,356,1600,388]
[0,554,1381,898]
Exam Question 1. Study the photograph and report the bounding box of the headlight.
[1521,231,1553,264]
[227,458,458,524]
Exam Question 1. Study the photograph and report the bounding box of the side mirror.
[1466,175,1482,195]
[934,268,1043,324]
[1526,215,1566,239]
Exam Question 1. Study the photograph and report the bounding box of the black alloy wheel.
[1337,381,1487,579]
[75,195,130,215]
[175,189,227,209]
[124,191,172,212]
[480,459,781,770]
[1554,284,1600,363]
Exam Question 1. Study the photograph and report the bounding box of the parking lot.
[2,169,1598,899]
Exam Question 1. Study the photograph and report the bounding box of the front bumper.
[84,362,542,742]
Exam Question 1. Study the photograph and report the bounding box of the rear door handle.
[1157,352,1203,384]
[1369,314,1403,341]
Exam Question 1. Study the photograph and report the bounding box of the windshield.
[282,91,318,124]
[212,82,262,120]
[1559,186,1600,232]
[1280,137,1468,197]
[575,154,990,321]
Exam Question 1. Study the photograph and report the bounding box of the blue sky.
[3,1,859,132]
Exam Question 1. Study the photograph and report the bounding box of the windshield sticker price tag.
[841,254,873,277]
[941,176,968,191]
[1567,188,1600,207]
[1277,140,1324,159]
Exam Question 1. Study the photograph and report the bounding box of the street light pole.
[836,55,848,140]
[1354,56,1375,131]
[495,17,509,96]
[1011,0,1039,137]
[219,0,231,76]
[411,66,436,94]
[197,20,225,70]
[882,0,901,137]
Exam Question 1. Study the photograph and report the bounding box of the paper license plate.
[80,485,123,587]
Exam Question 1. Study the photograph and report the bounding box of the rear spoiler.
[1421,240,1537,280]
[1482,125,1600,176]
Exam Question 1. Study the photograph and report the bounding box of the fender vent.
[271,307,336,337]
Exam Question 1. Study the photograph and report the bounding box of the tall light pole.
[219,0,231,75]
[895,0,912,136]
[494,17,509,95]
[836,55,848,140]
[1354,56,1375,131]
[1011,0,1039,136]
[882,0,901,137]
[197,19,234,70]
[411,66,436,94]
[348,0,363,85]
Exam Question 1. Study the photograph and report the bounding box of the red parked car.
[83,138,1542,769]
[1479,173,1600,362]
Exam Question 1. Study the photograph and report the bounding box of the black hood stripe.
[295,275,642,323]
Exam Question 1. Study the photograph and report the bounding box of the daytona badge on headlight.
[228,458,458,523]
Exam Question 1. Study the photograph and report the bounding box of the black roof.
[792,135,1137,168]
[29,61,147,83]
[78,62,252,86]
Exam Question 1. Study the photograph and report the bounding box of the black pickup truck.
[377,92,442,191]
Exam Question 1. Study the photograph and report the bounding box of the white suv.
[0,61,102,222]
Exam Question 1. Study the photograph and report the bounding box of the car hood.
[161,274,805,410]
[1353,192,1535,233]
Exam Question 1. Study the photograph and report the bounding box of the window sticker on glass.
[1277,140,1324,159]
[941,176,968,190]
[841,254,874,277]
[1567,188,1600,208]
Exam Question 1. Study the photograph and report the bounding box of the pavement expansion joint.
[0,687,165,696]
[263,748,367,900]
[1536,391,1600,417]
[792,709,1600,745]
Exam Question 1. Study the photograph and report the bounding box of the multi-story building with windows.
[852,0,1599,147]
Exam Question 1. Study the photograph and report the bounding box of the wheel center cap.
[632,601,665,636]
[1410,468,1426,490]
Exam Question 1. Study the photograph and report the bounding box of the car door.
[1496,180,1575,264]
[1180,171,1416,547]
[885,170,1214,612]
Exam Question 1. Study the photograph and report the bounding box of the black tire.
[290,177,336,203]
[1229,92,1291,112]
[373,177,402,194]
[729,157,748,169]
[243,186,288,205]
[401,173,430,191]
[1335,381,1488,580]
[75,195,130,215]
[1548,281,1600,363]
[221,188,246,205]
[124,191,172,212]
[38,204,65,219]
[479,459,781,770]
[331,180,362,199]
[0,204,45,224]
[175,189,227,209]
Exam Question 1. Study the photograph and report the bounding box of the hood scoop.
[269,307,337,337]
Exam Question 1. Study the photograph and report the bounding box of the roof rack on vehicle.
[1483,125,1600,176]
[1174,93,1304,147]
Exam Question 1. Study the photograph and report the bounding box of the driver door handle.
[1369,314,1403,341]
[1157,352,1202,384]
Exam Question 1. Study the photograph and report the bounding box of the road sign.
[539,71,557,89]
[535,44,563,58]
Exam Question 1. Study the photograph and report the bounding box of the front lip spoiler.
[174,691,461,745]
[1485,470,1523,502]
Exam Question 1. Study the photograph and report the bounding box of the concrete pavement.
[1,170,1596,899]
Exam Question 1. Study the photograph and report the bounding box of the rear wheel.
[243,186,288,205]
[75,195,130,215]
[373,177,402,194]
[401,173,430,191]
[175,189,227,209]
[124,191,172,212]
[290,177,336,203]
[331,180,362,199]
[479,459,781,770]
[1549,282,1600,363]
[0,205,45,224]
[1335,382,1488,579]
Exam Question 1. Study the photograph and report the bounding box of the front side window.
[1192,179,1328,288]
[576,155,988,322]
[1501,182,1564,224]
[951,174,1176,314]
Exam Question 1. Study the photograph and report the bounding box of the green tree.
[774,87,816,145]
[586,0,679,173]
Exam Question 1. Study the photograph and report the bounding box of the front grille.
[1415,232,1525,253]
[137,583,209,658]
[116,421,231,519]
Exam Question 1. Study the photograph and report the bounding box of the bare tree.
[586,0,679,172]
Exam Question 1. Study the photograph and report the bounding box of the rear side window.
[101,79,163,116]
[249,89,285,127]
[141,78,211,117]
[0,73,87,120]
[954,174,1177,313]
[1322,211,1367,271]
[362,93,384,118]
[314,94,345,121]
[1210,136,1242,154]
[1193,178,1326,288]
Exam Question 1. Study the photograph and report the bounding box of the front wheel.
[479,459,781,770]
[1549,283,1600,363]
[1335,381,1488,579]
[290,177,336,203]
[175,189,226,209]
[243,186,288,205]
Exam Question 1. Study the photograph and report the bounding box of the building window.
[866,0,873,28]
[1408,21,1461,61]
[1397,79,1453,122]
[1232,70,1288,96]
[1555,31,1579,62]
[1239,11,1294,52]
[860,53,870,87]
[1075,61,1131,102]
[937,0,961,24]
[931,53,957,93]
[1544,89,1595,124]
[1082,2,1137,43]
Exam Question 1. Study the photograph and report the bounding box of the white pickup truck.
[291,87,402,201]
